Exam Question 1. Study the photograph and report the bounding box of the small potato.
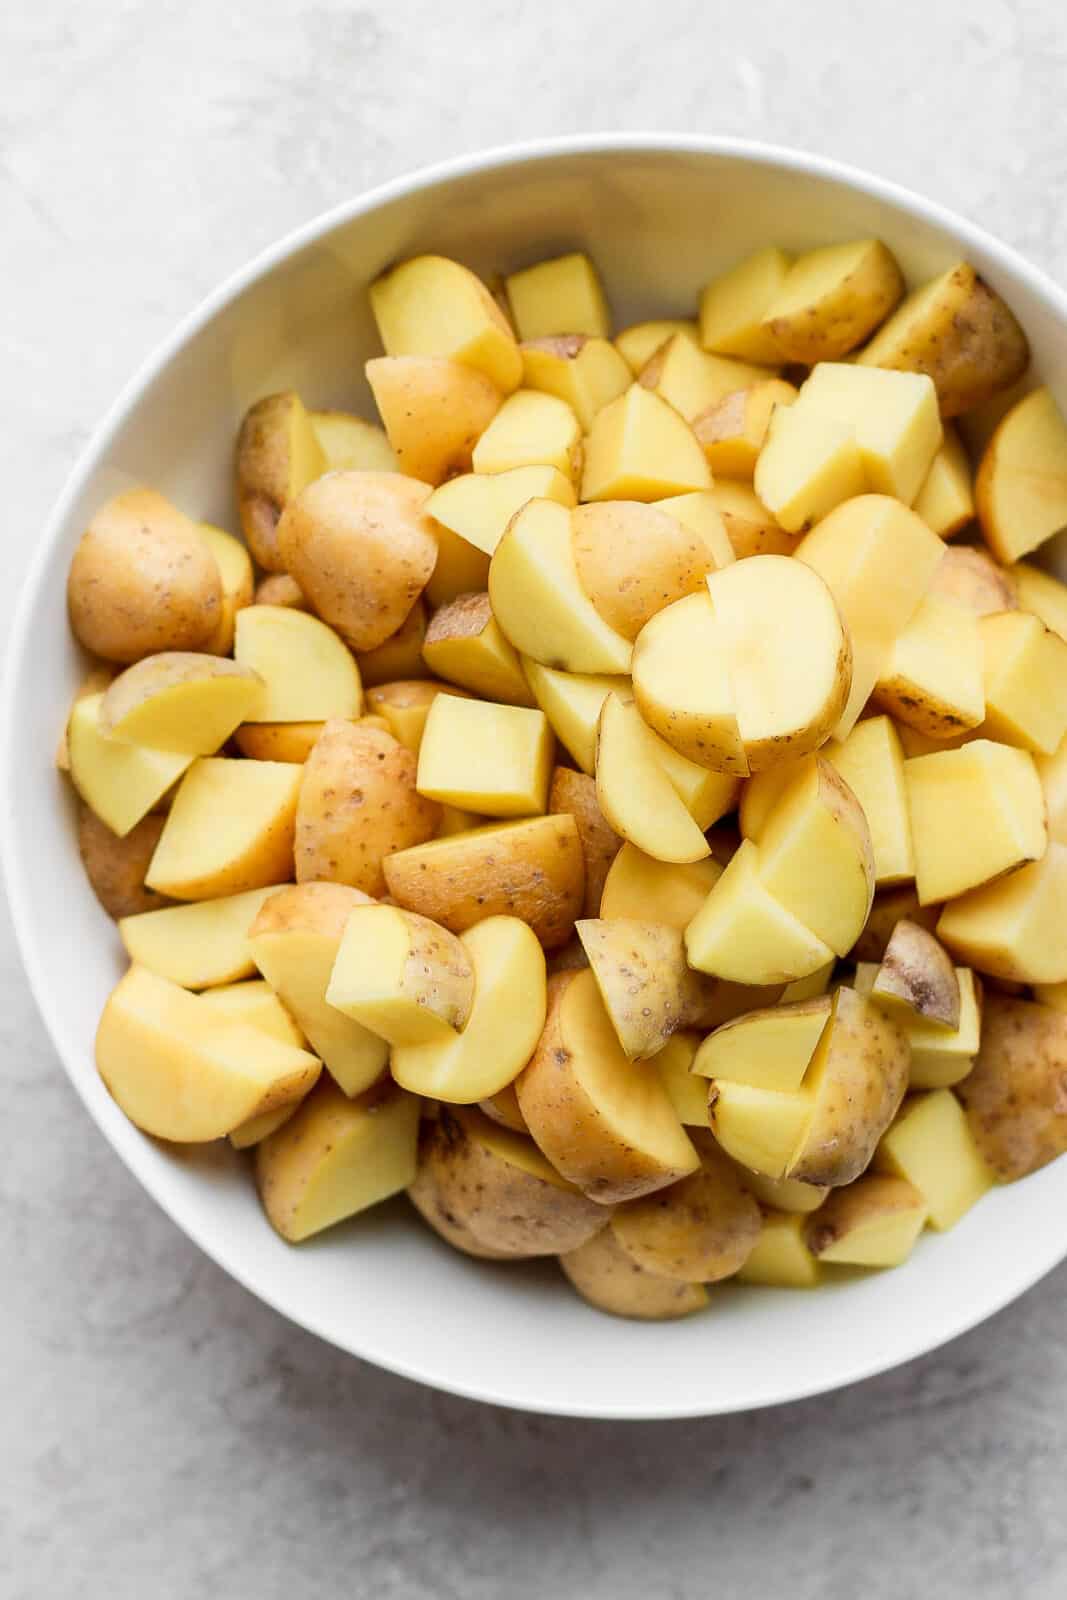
[295,719,440,897]
[547,766,620,916]
[560,1227,709,1320]
[277,471,438,652]
[366,355,502,484]
[956,993,1067,1180]
[407,1160,523,1260]
[612,1138,761,1282]
[76,805,170,919]
[928,544,1016,617]
[68,489,223,664]
[254,574,307,609]
[235,392,326,571]
[419,1107,609,1256]
[571,500,716,642]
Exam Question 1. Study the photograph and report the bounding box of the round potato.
[67,489,222,663]
[559,1227,709,1320]
[572,501,713,641]
[611,1138,761,1283]
[76,804,170,919]
[295,718,440,896]
[277,471,438,652]
[254,574,308,609]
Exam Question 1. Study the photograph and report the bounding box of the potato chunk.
[875,1090,992,1229]
[326,904,474,1046]
[233,606,362,723]
[805,1176,927,1268]
[872,594,984,740]
[369,253,521,392]
[520,335,631,430]
[699,247,792,363]
[146,758,300,900]
[235,394,326,571]
[937,840,1067,984]
[956,993,1067,1179]
[581,384,711,501]
[560,1227,709,1320]
[118,884,285,990]
[417,695,552,817]
[68,694,194,839]
[612,1139,761,1282]
[505,252,610,340]
[595,694,711,865]
[760,239,905,362]
[426,464,575,556]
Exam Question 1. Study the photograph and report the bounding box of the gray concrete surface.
[3,2,1067,1594]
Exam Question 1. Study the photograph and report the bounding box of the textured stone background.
[4,3,1067,1595]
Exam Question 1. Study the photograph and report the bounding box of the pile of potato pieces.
[59,233,1067,1321]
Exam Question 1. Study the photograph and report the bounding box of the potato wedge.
[369,254,522,392]
[426,463,576,556]
[199,979,305,1047]
[736,1211,821,1287]
[197,522,254,655]
[707,480,798,559]
[231,722,324,763]
[698,247,792,364]
[520,335,631,431]
[560,1227,709,1320]
[575,918,717,1060]
[233,605,362,723]
[581,384,711,501]
[805,1175,927,1268]
[980,610,1067,754]
[875,1089,992,1229]
[685,839,834,986]
[548,767,620,917]
[67,694,194,838]
[693,996,833,1092]
[654,490,737,569]
[740,1172,829,1215]
[99,652,264,754]
[118,884,285,990]
[913,425,975,538]
[753,405,866,533]
[235,393,326,571]
[76,806,169,920]
[639,335,771,424]
[652,1031,709,1127]
[694,379,798,480]
[761,240,905,363]
[599,844,722,927]
[325,904,474,1046]
[146,758,300,900]
[872,594,984,740]
[422,592,535,706]
[522,662,628,775]
[612,1139,761,1283]
[595,694,710,865]
[615,319,699,374]
[1011,559,1067,641]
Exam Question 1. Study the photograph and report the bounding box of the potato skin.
[572,501,713,641]
[612,1140,761,1282]
[295,719,440,897]
[421,1109,609,1256]
[277,471,438,651]
[383,814,585,950]
[548,766,620,916]
[233,722,325,762]
[851,887,941,963]
[67,489,222,663]
[929,545,1016,617]
[76,805,170,919]
[254,574,308,610]
[956,994,1067,1180]
[559,1227,708,1320]
[407,1158,523,1260]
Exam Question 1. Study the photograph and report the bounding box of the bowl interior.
[7,137,1067,1419]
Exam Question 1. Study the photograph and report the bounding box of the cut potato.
[737,1211,821,1288]
[257,1076,419,1242]
[426,464,575,557]
[796,495,956,739]
[277,471,437,653]
[407,1155,530,1261]
[824,716,914,887]
[517,662,624,774]
[68,694,194,838]
[693,997,832,1092]
[199,979,305,1047]
[929,544,1016,617]
[639,335,771,423]
[595,694,710,865]
[96,965,320,1142]
[685,839,834,985]
[980,610,1067,754]
[707,479,798,559]
[489,498,633,675]
[118,884,284,990]
[753,404,865,534]
[56,664,114,772]
[795,362,943,505]
[581,384,711,501]
[741,1171,828,1215]
[761,240,904,363]
[709,1082,814,1181]
[229,1104,302,1151]
[369,254,522,392]
[599,845,722,928]
[416,695,552,816]
[296,719,439,897]
[654,491,736,569]
[326,904,474,1046]
[355,598,430,685]
[560,1227,709,1320]
[364,679,467,755]
[233,605,362,723]
[391,916,546,1102]
[756,756,875,956]
[650,736,741,831]
[866,964,981,1090]
[856,261,1029,418]
[653,1032,709,1127]
[572,500,718,642]
[615,319,699,375]
[576,918,716,1060]
[548,767,620,917]
[505,252,610,340]
[420,1106,606,1256]
[478,1081,528,1135]
[1011,560,1067,641]
[694,379,798,480]
[805,1176,927,1268]
[612,1141,761,1283]
[936,840,1067,984]
[366,354,501,485]
[422,592,535,706]
[146,758,300,900]
[875,1089,992,1230]
[976,387,1067,564]
[851,885,941,963]
[872,594,984,739]
[1036,734,1067,845]
[100,651,263,757]
[472,389,581,482]
[235,394,326,572]
[870,919,960,1031]
[913,425,975,537]
[632,591,743,772]
[254,573,307,609]
[383,814,584,949]
[956,993,1067,1180]
[424,532,492,614]
[197,522,254,655]
[698,247,792,364]
[520,335,631,430]
[517,968,699,1203]
[76,807,169,920]
[232,722,324,763]
[247,882,387,1097]
[904,739,1046,905]
[308,408,396,473]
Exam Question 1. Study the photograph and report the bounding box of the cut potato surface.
[936,840,1067,984]
[640,335,771,423]
[653,1032,709,1127]
[870,919,961,1031]
[196,522,255,656]
[369,254,522,393]
[426,464,575,556]
[101,653,264,754]
[823,716,914,887]
[913,426,975,538]
[754,404,865,534]
[234,606,362,723]
[422,592,535,707]
[472,389,581,481]
[707,479,797,559]
[632,591,744,773]
[686,839,835,985]
[856,963,981,1090]
[693,997,832,1092]
[521,335,631,431]
[68,694,195,839]
[806,1176,927,1268]
[873,593,984,740]
[875,1090,992,1230]
[309,409,396,473]
[325,904,474,1046]
[979,610,1067,754]
[791,362,942,505]
[1011,560,1067,641]
[694,379,798,480]
[146,758,301,901]
[417,695,552,816]
[761,240,905,363]
[118,884,284,990]
[699,247,792,364]
[976,387,1067,562]
[599,845,722,927]
[741,1171,829,1215]
[595,694,711,865]
[505,251,610,341]
[582,384,711,501]
[615,319,698,375]
[904,740,1046,905]
[520,662,626,775]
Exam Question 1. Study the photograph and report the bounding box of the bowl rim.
[6,130,1067,1419]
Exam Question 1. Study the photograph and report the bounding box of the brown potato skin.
[254,574,308,610]
[407,1158,523,1260]
[76,805,170,919]
[236,395,307,571]
[479,1082,528,1133]
[928,545,1016,617]
[67,489,222,663]
[548,767,620,916]
[572,501,713,641]
[851,887,942,963]
[383,815,585,950]
[559,1227,708,1320]
[805,1174,925,1258]
[956,994,1067,1180]
[421,1109,609,1256]
[874,919,960,1030]
[295,719,440,897]
[277,471,438,652]
[233,722,325,762]
[612,1138,761,1283]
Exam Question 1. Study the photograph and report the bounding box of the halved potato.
[426,463,575,556]
[520,335,631,430]
[581,384,711,501]
[76,807,169,920]
[99,652,263,754]
[146,758,300,900]
[805,1175,927,1268]
[575,918,717,1060]
[232,606,361,723]
[235,393,326,571]
[391,916,546,1103]
[369,254,522,392]
[698,247,792,363]
[325,904,474,1046]
[560,1227,709,1320]
[612,1139,761,1283]
[693,996,833,1092]
[548,767,620,917]
[760,239,904,362]
[422,592,535,706]
[118,884,284,990]
[595,694,710,865]
[517,968,699,1203]
[904,739,1046,905]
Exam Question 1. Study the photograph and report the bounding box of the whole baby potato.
[277,471,439,651]
[67,489,223,663]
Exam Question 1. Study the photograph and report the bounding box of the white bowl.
[6,134,1067,1420]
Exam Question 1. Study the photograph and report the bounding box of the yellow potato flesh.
[309,409,397,473]
[905,968,982,1089]
[102,654,264,754]
[794,362,942,505]
[641,335,772,422]
[416,695,552,817]
[753,405,865,533]
[699,246,792,364]
[614,319,698,374]
[708,479,797,560]
[595,695,710,865]
[390,916,547,1103]
[1011,561,1067,642]
[874,593,985,739]
[937,840,1067,984]
[488,498,633,674]
[875,1090,992,1231]
[737,1211,821,1287]
[904,740,1046,905]
[742,1171,828,1215]
[581,384,711,501]
[68,694,194,838]
[257,1077,420,1242]
[599,844,722,926]
[695,378,798,480]
[654,491,736,570]
[520,336,631,431]
[693,997,832,1092]
[977,387,1067,564]
[426,464,575,556]
[685,839,834,984]
[234,605,362,723]
[632,591,745,773]
[521,661,628,774]
[471,390,581,481]
[505,252,610,340]
[95,965,320,1142]
[199,979,305,1047]
[369,254,522,393]
[197,523,254,656]
[325,904,473,1046]
[1036,735,1067,844]
[118,884,285,990]
[762,240,904,363]
[807,1177,927,1268]
[980,610,1067,754]
[913,425,975,538]
[145,758,300,900]
[824,716,914,887]
[652,1032,708,1126]
[710,1082,814,1181]
[422,601,534,707]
